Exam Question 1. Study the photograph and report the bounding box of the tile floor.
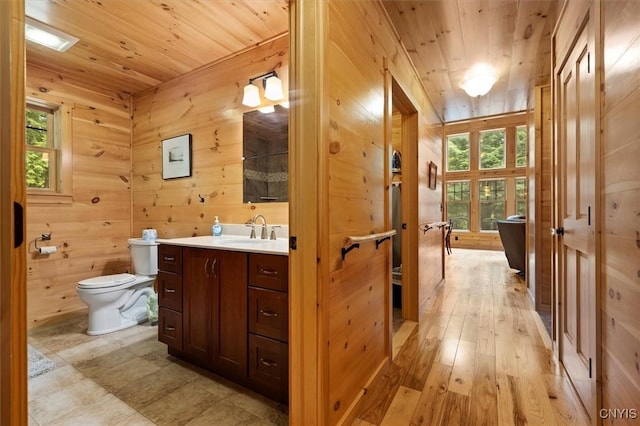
[28,310,288,425]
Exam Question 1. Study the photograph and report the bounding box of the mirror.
[243,104,289,203]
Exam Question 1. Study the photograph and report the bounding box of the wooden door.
[183,247,213,363]
[0,1,27,423]
[211,249,247,381]
[555,20,596,417]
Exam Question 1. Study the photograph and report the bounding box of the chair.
[496,218,526,274]
[444,220,453,255]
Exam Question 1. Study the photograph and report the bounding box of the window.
[26,105,55,190]
[447,133,470,171]
[444,117,527,241]
[479,129,505,169]
[516,126,527,167]
[25,102,72,203]
[446,181,470,230]
[515,177,527,216]
[479,179,505,230]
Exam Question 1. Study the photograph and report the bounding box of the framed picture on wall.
[162,134,192,179]
[428,161,437,190]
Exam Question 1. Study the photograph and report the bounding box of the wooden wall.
[600,0,640,419]
[321,1,441,424]
[528,86,552,313]
[131,35,289,238]
[418,123,445,310]
[25,65,133,327]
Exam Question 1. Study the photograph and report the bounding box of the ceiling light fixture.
[242,71,284,107]
[25,17,79,52]
[460,63,498,97]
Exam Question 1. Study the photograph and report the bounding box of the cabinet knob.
[163,256,175,261]
[164,288,176,293]
[259,309,278,318]
[165,325,176,331]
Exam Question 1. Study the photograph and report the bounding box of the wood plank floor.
[349,249,590,426]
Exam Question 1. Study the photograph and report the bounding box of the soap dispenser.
[212,216,222,237]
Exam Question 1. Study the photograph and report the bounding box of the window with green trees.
[447,133,470,171]
[479,179,505,230]
[26,106,55,190]
[516,126,527,167]
[479,129,505,169]
[515,177,527,216]
[446,181,470,230]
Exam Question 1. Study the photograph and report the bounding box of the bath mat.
[28,344,57,379]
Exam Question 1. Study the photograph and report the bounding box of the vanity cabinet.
[247,253,289,403]
[158,245,183,351]
[157,244,288,404]
[183,247,247,380]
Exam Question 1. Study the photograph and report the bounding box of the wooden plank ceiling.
[381,0,560,122]
[25,0,559,123]
[25,0,290,97]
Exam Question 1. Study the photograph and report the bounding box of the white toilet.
[76,238,158,335]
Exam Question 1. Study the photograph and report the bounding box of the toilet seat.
[77,273,136,290]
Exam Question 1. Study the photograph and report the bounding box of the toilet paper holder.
[34,233,54,254]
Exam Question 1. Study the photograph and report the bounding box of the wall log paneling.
[529,86,552,313]
[25,65,133,327]
[321,1,442,424]
[131,35,289,238]
[601,0,640,416]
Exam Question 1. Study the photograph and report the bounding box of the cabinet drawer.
[157,271,182,312]
[249,287,288,342]
[158,307,182,351]
[248,334,288,402]
[158,245,182,274]
[249,254,288,292]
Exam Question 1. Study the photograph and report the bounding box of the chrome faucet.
[249,214,268,239]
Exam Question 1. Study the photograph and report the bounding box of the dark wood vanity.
[157,243,289,404]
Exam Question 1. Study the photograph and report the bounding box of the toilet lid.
[77,273,136,289]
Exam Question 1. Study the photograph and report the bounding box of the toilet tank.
[128,238,159,276]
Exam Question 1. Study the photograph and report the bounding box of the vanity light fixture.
[25,17,79,52]
[242,71,284,107]
[460,63,498,97]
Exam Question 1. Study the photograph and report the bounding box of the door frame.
[386,74,420,323]
[0,0,28,423]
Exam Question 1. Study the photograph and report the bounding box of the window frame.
[446,132,470,172]
[478,128,506,170]
[26,99,73,205]
[444,114,528,240]
[478,178,506,231]
[446,180,471,230]
[515,125,528,168]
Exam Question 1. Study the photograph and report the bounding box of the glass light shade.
[242,84,261,107]
[460,64,498,97]
[25,17,79,52]
[264,76,284,101]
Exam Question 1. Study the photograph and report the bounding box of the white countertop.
[156,235,289,256]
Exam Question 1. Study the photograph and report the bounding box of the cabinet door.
[183,247,214,363]
[211,250,248,380]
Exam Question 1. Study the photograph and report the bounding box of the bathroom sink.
[156,235,288,255]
